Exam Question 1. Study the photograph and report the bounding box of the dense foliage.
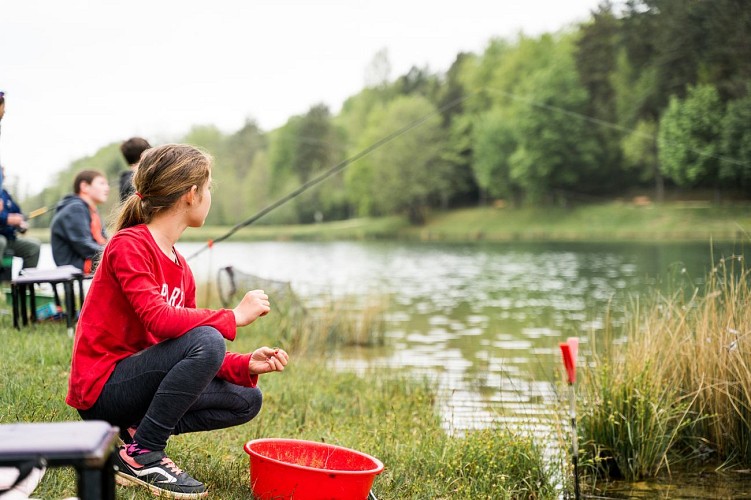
[24,0,751,228]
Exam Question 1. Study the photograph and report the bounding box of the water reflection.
[175,239,743,434]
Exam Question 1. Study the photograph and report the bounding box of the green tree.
[294,104,347,222]
[459,34,559,115]
[238,149,276,224]
[458,34,576,205]
[183,125,231,225]
[293,104,335,183]
[471,108,518,203]
[456,39,511,115]
[436,53,480,208]
[346,95,447,224]
[436,53,472,126]
[223,119,266,180]
[212,119,269,227]
[267,117,301,196]
[394,66,440,102]
[658,84,724,188]
[621,119,663,200]
[719,93,751,188]
[698,0,751,100]
[576,3,619,124]
[506,39,602,204]
[338,87,392,143]
[616,0,751,114]
[574,2,625,192]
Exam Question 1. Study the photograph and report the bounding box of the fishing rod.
[186,92,475,261]
[28,206,49,219]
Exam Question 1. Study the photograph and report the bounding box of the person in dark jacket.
[0,165,41,270]
[50,170,110,273]
[119,137,151,202]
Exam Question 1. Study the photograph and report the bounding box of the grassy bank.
[406,203,751,243]
[0,296,561,499]
[27,202,751,244]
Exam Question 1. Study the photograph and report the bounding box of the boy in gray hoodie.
[50,170,109,273]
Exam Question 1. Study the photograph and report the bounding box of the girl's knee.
[185,326,226,367]
[241,387,263,422]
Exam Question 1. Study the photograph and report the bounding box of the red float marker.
[559,337,578,384]
[559,337,580,500]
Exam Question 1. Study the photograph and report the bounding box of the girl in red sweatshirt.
[67,143,289,499]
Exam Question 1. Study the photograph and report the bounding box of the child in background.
[66,144,289,499]
[119,137,151,201]
[49,170,109,273]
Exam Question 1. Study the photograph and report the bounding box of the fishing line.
[186,92,476,261]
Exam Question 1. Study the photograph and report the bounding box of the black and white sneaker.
[112,445,208,499]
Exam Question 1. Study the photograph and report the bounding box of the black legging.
[79,326,263,452]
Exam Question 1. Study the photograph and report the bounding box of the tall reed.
[579,252,751,482]
[672,255,751,462]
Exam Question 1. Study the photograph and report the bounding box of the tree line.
[27,0,751,228]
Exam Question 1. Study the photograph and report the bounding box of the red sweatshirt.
[67,224,256,410]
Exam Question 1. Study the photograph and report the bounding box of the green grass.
[27,202,751,244]
[0,298,560,499]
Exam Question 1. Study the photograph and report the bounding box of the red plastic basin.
[244,438,384,500]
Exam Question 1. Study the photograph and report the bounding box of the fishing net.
[216,266,305,315]
[217,265,386,352]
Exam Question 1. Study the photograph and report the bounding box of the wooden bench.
[0,421,118,500]
[10,266,87,336]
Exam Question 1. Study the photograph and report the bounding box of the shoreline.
[27,202,751,244]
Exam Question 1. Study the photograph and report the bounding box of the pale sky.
[1,0,601,197]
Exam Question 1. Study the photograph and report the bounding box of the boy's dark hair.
[120,137,152,165]
[73,170,105,195]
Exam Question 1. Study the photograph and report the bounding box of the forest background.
[22,0,751,230]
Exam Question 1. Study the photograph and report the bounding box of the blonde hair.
[115,144,212,231]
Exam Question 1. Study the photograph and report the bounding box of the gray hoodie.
[50,194,106,271]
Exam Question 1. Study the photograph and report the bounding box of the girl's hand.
[233,290,271,327]
[249,347,289,375]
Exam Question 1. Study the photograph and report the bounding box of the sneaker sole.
[115,471,208,499]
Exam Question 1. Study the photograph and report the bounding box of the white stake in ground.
[559,337,580,500]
